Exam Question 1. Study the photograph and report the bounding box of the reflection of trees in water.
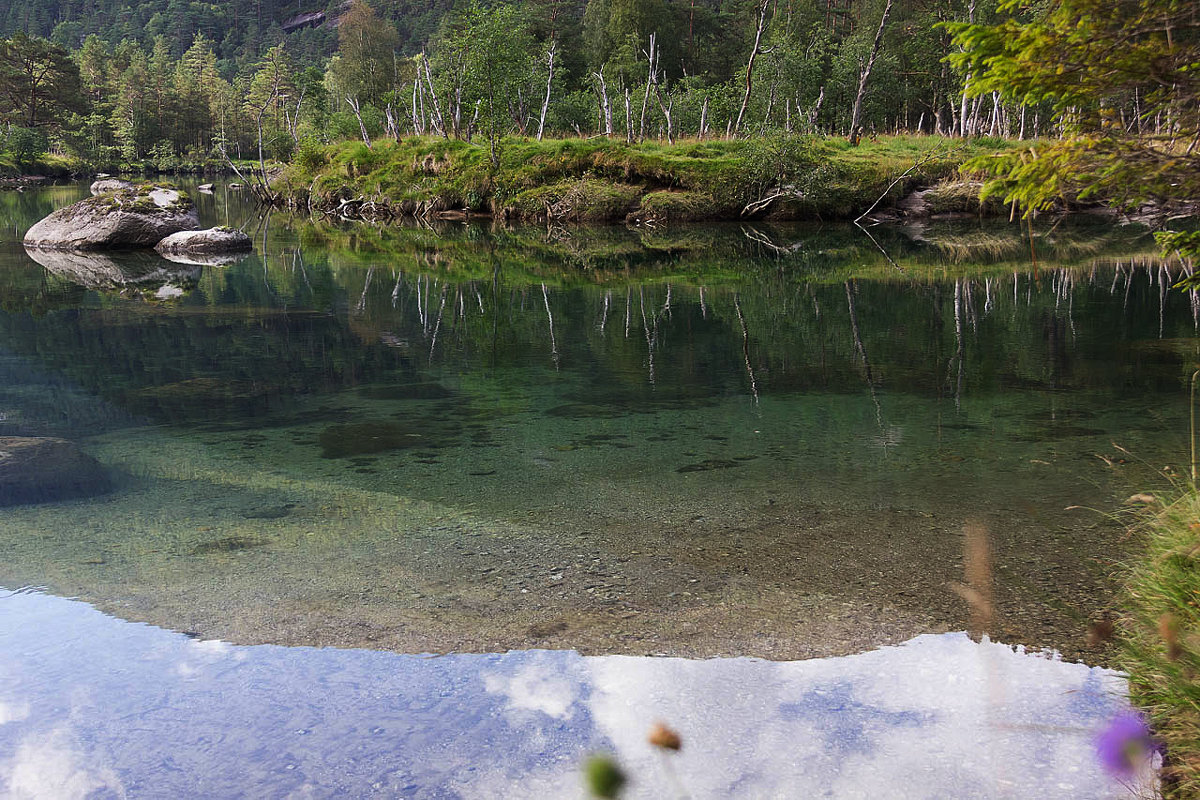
[339,256,1198,411]
[0,221,1196,433]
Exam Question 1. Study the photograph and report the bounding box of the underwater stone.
[319,421,434,458]
[0,437,111,506]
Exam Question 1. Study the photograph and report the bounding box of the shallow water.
[0,182,1196,664]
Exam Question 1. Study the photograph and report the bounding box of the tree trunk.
[421,56,447,138]
[347,96,372,149]
[848,0,894,146]
[537,41,557,141]
[734,0,770,134]
[639,33,657,141]
[594,70,613,136]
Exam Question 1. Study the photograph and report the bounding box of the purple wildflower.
[1095,710,1161,778]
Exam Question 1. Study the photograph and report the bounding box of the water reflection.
[24,247,202,292]
[0,182,1195,662]
[0,590,1130,799]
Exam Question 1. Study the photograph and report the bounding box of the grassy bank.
[276,135,1016,223]
[0,153,262,184]
[1120,490,1200,796]
[0,152,81,181]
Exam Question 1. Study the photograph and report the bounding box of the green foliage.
[947,0,1200,212]
[741,133,821,197]
[1,126,49,164]
[0,34,85,130]
[328,0,401,107]
[295,135,329,173]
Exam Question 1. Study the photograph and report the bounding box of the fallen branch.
[742,185,801,217]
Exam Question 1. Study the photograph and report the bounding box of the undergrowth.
[1120,490,1200,797]
[278,134,1017,222]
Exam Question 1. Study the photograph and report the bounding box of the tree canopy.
[948,0,1200,212]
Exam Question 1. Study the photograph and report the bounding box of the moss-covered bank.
[274,135,1017,223]
[1120,491,1200,797]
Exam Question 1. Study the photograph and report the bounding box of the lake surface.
[0,180,1186,794]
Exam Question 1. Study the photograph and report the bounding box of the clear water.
[0,182,1195,663]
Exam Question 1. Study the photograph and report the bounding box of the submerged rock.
[0,437,111,506]
[197,183,215,192]
[155,227,252,256]
[319,421,437,458]
[24,185,200,250]
[24,247,201,291]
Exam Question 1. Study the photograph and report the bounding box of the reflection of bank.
[0,590,1138,799]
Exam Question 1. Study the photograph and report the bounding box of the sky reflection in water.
[0,590,1130,799]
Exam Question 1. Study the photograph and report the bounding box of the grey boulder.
[155,227,252,256]
[24,185,200,251]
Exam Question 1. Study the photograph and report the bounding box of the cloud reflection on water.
[0,591,1129,798]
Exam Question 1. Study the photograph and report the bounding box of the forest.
[0,0,1037,173]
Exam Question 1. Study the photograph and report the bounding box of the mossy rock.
[23,185,199,250]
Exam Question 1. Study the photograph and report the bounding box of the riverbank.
[274,135,1016,223]
[0,154,262,188]
[1120,490,1200,797]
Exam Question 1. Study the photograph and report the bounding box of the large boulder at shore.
[155,227,252,256]
[0,437,111,506]
[23,184,200,251]
[24,247,201,292]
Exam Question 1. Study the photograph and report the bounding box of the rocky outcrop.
[23,185,200,250]
[0,437,111,506]
[155,227,252,256]
[24,247,201,291]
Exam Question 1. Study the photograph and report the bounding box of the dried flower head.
[1086,617,1115,647]
[648,721,682,752]
[1158,612,1183,660]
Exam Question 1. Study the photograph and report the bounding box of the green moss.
[634,190,716,222]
